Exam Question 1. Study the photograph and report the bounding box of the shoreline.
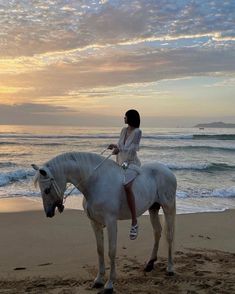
[0,197,234,293]
[1,195,235,215]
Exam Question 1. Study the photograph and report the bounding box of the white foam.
[176,191,188,198]
[212,186,235,198]
[166,162,209,170]
[0,169,35,187]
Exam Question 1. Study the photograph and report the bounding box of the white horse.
[32,151,176,294]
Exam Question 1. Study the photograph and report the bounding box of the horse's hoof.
[93,282,104,289]
[104,289,113,294]
[144,259,156,272]
[167,271,175,276]
[144,262,154,272]
[98,289,113,294]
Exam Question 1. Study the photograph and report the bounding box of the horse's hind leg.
[144,203,162,272]
[90,220,105,288]
[162,205,175,275]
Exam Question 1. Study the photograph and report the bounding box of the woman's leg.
[124,181,137,227]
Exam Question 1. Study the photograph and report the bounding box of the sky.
[0,0,235,127]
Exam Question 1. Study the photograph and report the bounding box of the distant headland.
[194,122,235,128]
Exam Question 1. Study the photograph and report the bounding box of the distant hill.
[194,122,235,128]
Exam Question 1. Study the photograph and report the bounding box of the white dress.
[117,127,142,185]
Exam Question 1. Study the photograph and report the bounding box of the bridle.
[40,177,65,213]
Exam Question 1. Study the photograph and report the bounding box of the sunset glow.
[0,0,235,126]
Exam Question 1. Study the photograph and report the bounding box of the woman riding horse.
[108,109,142,240]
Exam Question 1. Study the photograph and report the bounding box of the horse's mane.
[33,151,116,187]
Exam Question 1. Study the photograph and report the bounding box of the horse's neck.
[64,153,101,190]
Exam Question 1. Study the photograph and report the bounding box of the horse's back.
[141,162,176,184]
[140,162,177,206]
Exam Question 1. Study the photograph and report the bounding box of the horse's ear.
[31,164,39,170]
[39,169,48,177]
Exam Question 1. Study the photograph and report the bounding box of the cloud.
[1,1,234,100]
[1,45,234,102]
[0,0,234,125]
[1,0,234,57]
[0,103,71,114]
[0,102,95,126]
[204,77,235,88]
[0,101,233,127]
[0,102,120,126]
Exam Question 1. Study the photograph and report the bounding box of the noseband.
[41,177,65,213]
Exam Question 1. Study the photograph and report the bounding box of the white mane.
[33,151,117,187]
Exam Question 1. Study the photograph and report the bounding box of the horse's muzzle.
[45,202,64,217]
[46,207,55,218]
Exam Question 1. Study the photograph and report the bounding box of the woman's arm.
[123,129,142,152]
[119,129,142,162]
[108,127,125,152]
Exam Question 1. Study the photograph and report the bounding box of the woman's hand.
[112,147,119,155]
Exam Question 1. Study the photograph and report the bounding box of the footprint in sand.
[198,235,211,239]
[14,263,52,271]
[37,262,53,267]
[14,267,26,271]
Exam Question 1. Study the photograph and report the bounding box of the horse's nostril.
[44,188,51,194]
[57,204,64,213]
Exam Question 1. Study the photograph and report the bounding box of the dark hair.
[125,109,140,128]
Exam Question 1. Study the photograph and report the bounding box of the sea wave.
[0,153,30,157]
[211,187,235,198]
[0,169,35,187]
[33,142,66,146]
[167,162,235,172]
[142,145,235,152]
[177,186,235,198]
[0,133,234,142]
[193,134,235,140]
[144,134,235,140]
[0,141,19,145]
[0,162,18,168]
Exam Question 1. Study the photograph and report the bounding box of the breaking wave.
[167,162,235,172]
[0,169,35,187]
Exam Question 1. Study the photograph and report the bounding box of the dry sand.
[0,197,234,293]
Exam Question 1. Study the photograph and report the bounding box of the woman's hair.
[125,109,140,128]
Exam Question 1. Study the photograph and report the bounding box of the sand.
[0,197,234,293]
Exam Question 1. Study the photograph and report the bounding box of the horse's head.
[32,164,65,218]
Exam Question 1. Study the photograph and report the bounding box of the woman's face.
[124,115,127,124]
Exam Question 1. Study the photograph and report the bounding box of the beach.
[0,197,234,293]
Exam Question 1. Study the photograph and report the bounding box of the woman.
[108,109,142,240]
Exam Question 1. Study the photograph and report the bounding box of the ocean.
[0,124,235,214]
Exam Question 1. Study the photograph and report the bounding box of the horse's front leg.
[90,220,105,288]
[103,217,117,293]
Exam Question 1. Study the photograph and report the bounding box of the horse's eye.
[44,188,51,194]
